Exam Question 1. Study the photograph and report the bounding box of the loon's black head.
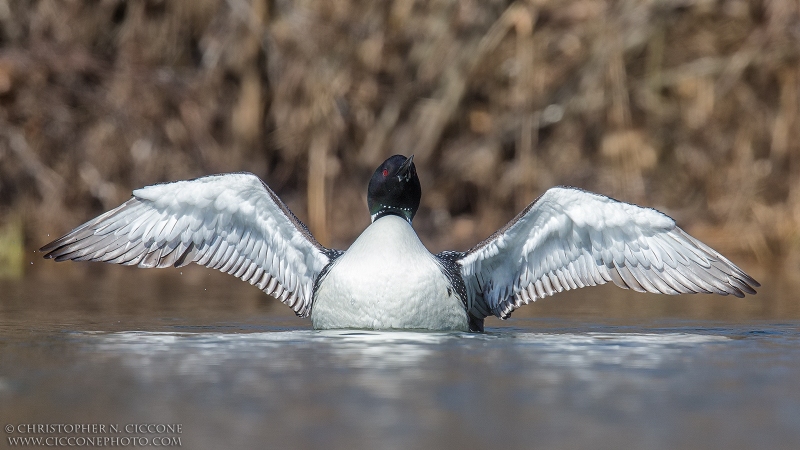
[368,154,421,223]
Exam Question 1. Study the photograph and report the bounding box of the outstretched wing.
[40,172,337,317]
[458,186,759,320]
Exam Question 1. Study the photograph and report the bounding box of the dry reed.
[0,0,797,277]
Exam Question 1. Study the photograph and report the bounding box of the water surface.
[1,267,799,449]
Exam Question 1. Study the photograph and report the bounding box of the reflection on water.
[1,269,800,449]
[83,330,735,406]
[88,329,727,377]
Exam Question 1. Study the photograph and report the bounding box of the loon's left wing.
[457,186,759,320]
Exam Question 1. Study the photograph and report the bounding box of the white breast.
[311,215,468,331]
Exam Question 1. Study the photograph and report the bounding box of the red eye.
[382,169,388,177]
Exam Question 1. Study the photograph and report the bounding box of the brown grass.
[1,0,798,276]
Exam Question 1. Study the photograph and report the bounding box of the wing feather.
[41,172,333,317]
[458,186,759,319]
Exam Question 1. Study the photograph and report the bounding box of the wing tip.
[40,246,57,259]
[39,238,65,257]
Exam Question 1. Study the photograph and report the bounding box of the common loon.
[41,155,759,332]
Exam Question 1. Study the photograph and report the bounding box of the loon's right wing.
[41,172,337,317]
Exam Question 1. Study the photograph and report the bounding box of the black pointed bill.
[397,155,414,182]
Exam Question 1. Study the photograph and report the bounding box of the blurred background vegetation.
[0,0,798,279]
